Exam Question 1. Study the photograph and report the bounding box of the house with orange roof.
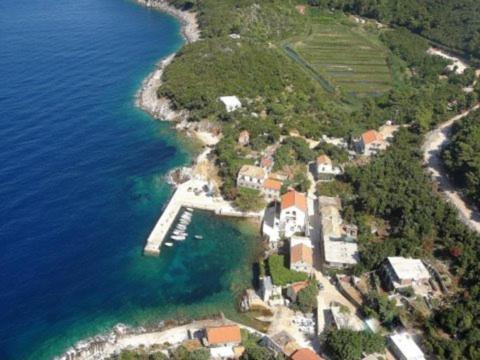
[204,324,241,347]
[262,178,283,201]
[290,235,313,273]
[355,129,387,156]
[279,190,308,238]
[316,154,342,179]
[238,130,250,146]
[286,281,309,302]
[290,348,324,360]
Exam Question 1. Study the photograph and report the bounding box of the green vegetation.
[240,329,281,360]
[362,292,400,329]
[267,254,308,286]
[295,279,319,313]
[108,350,168,360]
[286,16,393,96]
[233,188,266,212]
[442,110,480,206]
[321,0,480,60]
[324,329,385,360]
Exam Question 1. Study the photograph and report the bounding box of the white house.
[381,257,431,291]
[219,96,241,112]
[280,190,308,238]
[388,332,425,360]
[316,154,342,179]
[237,165,266,191]
[262,178,282,201]
[355,130,387,156]
[290,236,313,273]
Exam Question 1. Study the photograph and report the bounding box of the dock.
[144,179,262,256]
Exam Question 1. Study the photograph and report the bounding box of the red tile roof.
[263,178,282,191]
[281,190,307,212]
[290,244,313,266]
[206,325,241,345]
[291,348,324,360]
[289,281,309,294]
[361,130,383,145]
[316,155,332,165]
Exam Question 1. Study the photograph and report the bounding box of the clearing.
[284,14,393,97]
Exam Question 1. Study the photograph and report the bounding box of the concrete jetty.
[144,179,262,256]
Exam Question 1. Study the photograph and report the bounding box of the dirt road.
[422,104,480,233]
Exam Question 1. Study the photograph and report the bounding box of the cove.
[0,0,257,359]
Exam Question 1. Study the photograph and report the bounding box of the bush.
[267,255,308,286]
[324,329,385,360]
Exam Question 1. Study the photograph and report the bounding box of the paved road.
[422,104,480,233]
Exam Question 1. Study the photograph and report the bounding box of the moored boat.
[194,235,203,239]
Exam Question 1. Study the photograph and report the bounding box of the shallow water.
[0,0,257,358]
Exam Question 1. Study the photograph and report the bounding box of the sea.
[0,0,259,358]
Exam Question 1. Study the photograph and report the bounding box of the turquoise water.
[0,0,258,358]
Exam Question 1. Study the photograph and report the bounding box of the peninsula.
[60,0,480,359]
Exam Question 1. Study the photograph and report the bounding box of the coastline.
[135,0,199,123]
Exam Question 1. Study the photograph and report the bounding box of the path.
[422,104,480,233]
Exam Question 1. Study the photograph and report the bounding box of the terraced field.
[285,18,393,97]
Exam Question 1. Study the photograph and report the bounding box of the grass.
[284,13,394,97]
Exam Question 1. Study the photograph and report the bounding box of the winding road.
[422,104,480,233]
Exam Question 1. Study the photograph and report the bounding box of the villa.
[237,165,266,191]
[262,178,282,201]
[315,154,342,179]
[204,324,241,347]
[280,190,308,238]
[355,129,387,156]
[290,235,313,273]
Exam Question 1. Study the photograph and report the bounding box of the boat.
[171,235,186,241]
[165,242,174,247]
[186,207,194,212]
[173,230,187,236]
[194,235,203,240]
[176,224,187,230]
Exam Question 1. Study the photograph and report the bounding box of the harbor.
[144,179,262,256]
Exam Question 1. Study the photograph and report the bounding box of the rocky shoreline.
[135,0,200,122]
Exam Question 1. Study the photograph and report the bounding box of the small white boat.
[186,207,194,212]
[171,235,186,241]
[165,242,174,247]
[173,230,186,236]
[194,235,203,240]
[176,224,187,230]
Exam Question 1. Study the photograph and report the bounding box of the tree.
[324,329,385,360]
[296,280,319,313]
[233,188,266,212]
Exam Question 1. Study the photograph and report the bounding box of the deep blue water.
[0,0,257,359]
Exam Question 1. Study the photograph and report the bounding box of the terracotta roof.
[206,325,241,345]
[361,130,383,145]
[263,178,282,191]
[291,348,324,360]
[260,157,273,168]
[289,281,309,294]
[239,165,266,179]
[316,155,332,165]
[290,244,313,265]
[281,190,307,212]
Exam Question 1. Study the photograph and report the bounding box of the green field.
[285,16,393,97]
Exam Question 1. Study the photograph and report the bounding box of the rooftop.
[289,281,309,294]
[291,244,313,266]
[239,165,266,179]
[206,325,241,345]
[263,178,282,191]
[281,190,307,212]
[389,332,425,360]
[219,96,241,108]
[316,154,332,165]
[361,130,383,145]
[387,257,430,281]
[291,348,324,360]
